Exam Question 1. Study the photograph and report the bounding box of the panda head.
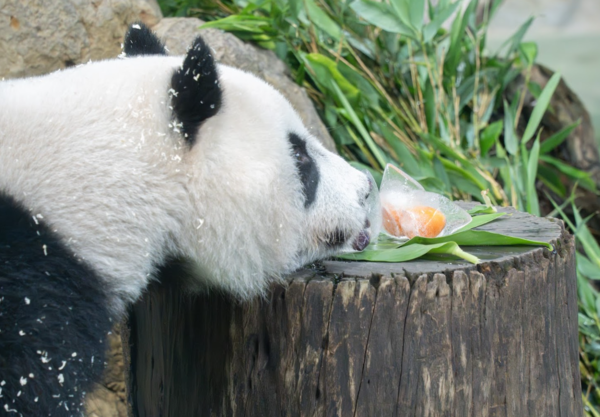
[123,25,375,298]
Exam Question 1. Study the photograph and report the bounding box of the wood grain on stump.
[124,206,582,416]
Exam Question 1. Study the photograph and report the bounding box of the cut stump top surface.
[315,203,565,279]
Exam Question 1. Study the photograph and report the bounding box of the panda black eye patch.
[289,133,320,208]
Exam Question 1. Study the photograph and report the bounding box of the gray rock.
[0,0,162,80]
[152,17,336,152]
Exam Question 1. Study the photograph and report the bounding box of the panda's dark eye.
[293,148,311,165]
[288,133,320,208]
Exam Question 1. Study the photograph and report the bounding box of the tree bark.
[124,206,582,416]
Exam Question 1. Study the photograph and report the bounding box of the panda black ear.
[170,36,222,146]
[123,22,167,56]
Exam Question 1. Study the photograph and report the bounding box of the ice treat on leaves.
[379,164,471,239]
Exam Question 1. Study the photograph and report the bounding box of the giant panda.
[0,23,374,416]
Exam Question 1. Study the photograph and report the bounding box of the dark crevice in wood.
[313,274,338,416]
[554,259,563,417]
[393,274,421,417]
[351,275,378,417]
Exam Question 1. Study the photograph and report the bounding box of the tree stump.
[123,206,582,416]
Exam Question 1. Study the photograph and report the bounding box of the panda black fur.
[0,24,373,415]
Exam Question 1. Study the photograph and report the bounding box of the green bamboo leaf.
[468,205,497,215]
[527,81,543,99]
[407,230,553,250]
[200,15,272,33]
[350,0,415,37]
[423,1,461,42]
[445,0,476,75]
[522,72,561,145]
[389,0,413,30]
[305,53,359,102]
[454,212,506,232]
[330,82,387,169]
[438,157,488,191]
[379,125,421,176]
[540,155,596,191]
[572,201,600,263]
[578,274,597,317]
[433,157,451,192]
[338,242,480,264]
[526,135,541,216]
[538,165,567,197]
[424,81,436,134]
[503,99,518,155]
[488,0,505,21]
[539,120,580,154]
[577,253,600,280]
[519,42,538,66]
[497,16,533,58]
[304,0,342,40]
[548,196,600,267]
[408,0,425,30]
[480,120,503,157]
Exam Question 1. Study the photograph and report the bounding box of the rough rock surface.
[85,325,128,417]
[0,0,162,79]
[152,17,336,152]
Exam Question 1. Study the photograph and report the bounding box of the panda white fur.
[0,24,373,415]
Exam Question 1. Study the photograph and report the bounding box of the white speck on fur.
[58,361,66,370]
[132,24,141,29]
[0,381,4,386]
[18,330,25,336]
[71,352,77,357]
[32,216,38,225]
[19,377,26,386]
[42,245,47,256]
[36,213,43,219]
[4,404,17,413]
[195,218,204,229]
[57,374,64,385]
[28,374,33,379]
[24,298,30,305]
[34,397,38,403]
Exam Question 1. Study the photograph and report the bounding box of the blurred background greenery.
[157,0,600,413]
[484,0,600,144]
